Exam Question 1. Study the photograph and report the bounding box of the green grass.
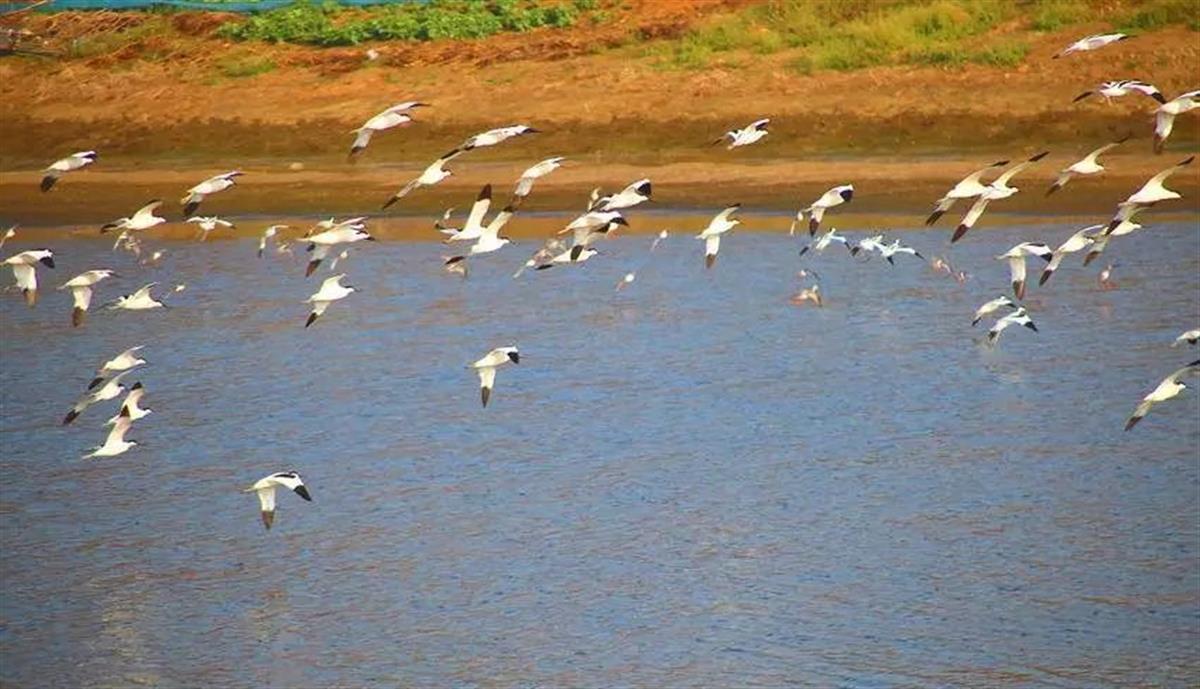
[1028,0,1090,31]
[1115,0,1200,31]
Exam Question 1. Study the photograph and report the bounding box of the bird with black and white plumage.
[106,382,151,424]
[697,204,741,269]
[513,237,567,279]
[799,228,852,256]
[3,249,54,307]
[561,214,628,257]
[591,179,652,212]
[302,226,376,277]
[1072,80,1166,105]
[381,149,463,209]
[1053,33,1128,59]
[535,246,599,271]
[101,200,166,234]
[443,205,516,266]
[245,471,312,530]
[441,184,495,244]
[88,346,146,390]
[82,407,138,459]
[1046,136,1129,196]
[109,283,166,311]
[511,156,564,207]
[952,152,1048,243]
[1039,225,1101,286]
[987,307,1038,345]
[849,234,887,258]
[42,150,97,192]
[64,370,131,426]
[457,125,540,153]
[186,216,234,242]
[879,239,924,265]
[926,160,1008,225]
[258,225,288,258]
[1125,360,1200,431]
[996,242,1053,300]
[1153,89,1199,154]
[60,269,116,327]
[349,101,428,158]
[304,273,356,328]
[1173,329,1200,347]
[1104,156,1194,233]
[713,118,770,149]
[181,171,243,217]
[471,346,519,407]
[972,296,1017,327]
[792,184,853,236]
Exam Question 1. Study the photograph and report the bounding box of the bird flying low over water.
[89,346,146,390]
[535,245,598,270]
[511,156,564,207]
[82,407,137,459]
[182,171,243,217]
[101,200,165,234]
[926,160,1008,226]
[60,269,116,327]
[186,216,234,242]
[245,471,312,530]
[64,370,130,426]
[972,296,1016,327]
[996,242,1052,300]
[1072,80,1165,105]
[792,184,853,236]
[106,382,151,423]
[591,179,652,212]
[1173,329,1200,347]
[1039,225,1100,286]
[1104,156,1194,233]
[698,204,741,269]
[1153,90,1200,154]
[1046,137,1129,196]
[441,184,495,243]
[1053,33,1127,58]
[714,118,770,149]
[3,249,54,307]
[879,239,924,265]
[987,307,1038,345]
[382,149,463,209]
[258,225,288,258]
[952,152,1048,243]
[42,150,97,192]
[472,346,519,407]
[109,283,166,311]
[302,226,375,277]
[350,101,427,158]
[304,273,356,328]
[1125,360,1200,431]
[799,228,852,256]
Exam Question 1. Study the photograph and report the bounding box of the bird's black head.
[507,351,520,364]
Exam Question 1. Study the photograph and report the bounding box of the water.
[2,219,1198,688]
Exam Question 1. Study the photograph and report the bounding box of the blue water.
[1,219,1198,687]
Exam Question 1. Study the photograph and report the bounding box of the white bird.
[101,200,166,234]
[60,269,116,327]
[512,156,564,206]
[1153,89,1199,153]
[258,225,288,258]
[697,204,741,269]
[64,370,130,425]
[798,228,852,256]
[305,273,356,328]
[1125,360,1200,431]
[88,345,146,390]
[1098,262,1119,290]
[83,407,137,459]
[513,237,567,279]
[1039,225,1100,286]
[0,226,15,250]
[952,152,1048,243]
[3,249,54,307]
[444,202,516,264]
[1172,329,1200,347]
[592,179,652,212]
[244,471,312,530]
[1053,33,1128,58]
[309,216,367,235]
[458,125,540,152]
[182,171,243,216]
[535,246,599,270]
[329,250,350,271]
[106,382,151,423]
[713,118,770,149]
[1046,137,1129,195]
[562,215,628,255]
[988,307,1038,345]
[926,159,1008,225]
[443,255,469,279]
[186,216,235,241]
[972,296,1017,327]
[442,185,495,243]
[850,234,887,258]
[1072,80,1166,105]
[793,184,853,236]
[110,283,165,311]
[471,346,519,407]
[996,242,1052,300]
[879,239,924,265]
[382,149,463,208]
[1105,156,1194,233]
[349,101,427,157]
[302,226,376,277]
[615,271,636,291]
[650,229,669,252]
[42,150,97,192]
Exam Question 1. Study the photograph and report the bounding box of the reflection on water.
[1,219,1198,687]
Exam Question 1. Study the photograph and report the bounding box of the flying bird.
[799,228,852,256]
[513,237,567,279]
[60,269,116,327]
[181,171,243,216]
[245,471,312,530]
[3,249,54,307]
[988,307,1038,345]
[792,184,853,236]
[1046,137,1129,195]
[305,273,356,328]
[441,184,495,243]
[1039,225,1100,286]
[258,225,288,258]
[879,239,924,265]
[88,346,146,390]
[511,156,564,206]
[64,370,130,425]
[1105,156,1194,232]
[1125,360,1200,431]
[82,407,138,459]
[713,118,770,149]
[382,149,463,208]
[41,150,97,192]
[1153,89,1199,153]
[109,283,166,311]
[349,101,427,157]
[186,216,234,242]
[101,200,165,234]
[697,204,741,269]
[952,152,1049,243]
[1072,80,1165,105]
[996,242,1052,300]
[457,125,539,152]
[106,382,151,423]
[302,226,375,277]
[471,346,519,407]
[926,160,1008,225]
[972,296,1017,327]
[591,179,652,212]
[1172,329,1200,347]
[535,246,599,270]
[1053,33,1128,58]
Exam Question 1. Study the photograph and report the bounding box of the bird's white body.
[972,296,1016,327]
[461,125,539,151]
[350,101,425,156]
[1154,90,1200,153]
[698,204,740,269]
[472,346,519,407]
[443,185,495,243]
[717,118,770,149]
[186,216,234,241]
[83,410,137,458]
[305,274,356,327]
[996,242,1052,300]
[927,160,1007,225]
[793,184,853,236]
[3,249,55,307]
[64,370,130,425]
[1040,225,1100,285]
[953,153,1047,242]
[89,346,146,389]
[61,269,116,326]
[106,382,151,423]
[988,307,1038,345]
[1048,139,1126,195]
[1054,33,1127,58]
[384,151,462,206]
[593,179,652,212]
[245,471,312,529]
[103,200,166,233]
[513,156,564,202]
[879,239,923,265]
[303,227,374,276]
[1074,80,1165,104]
[42,150,97,191]
[258,224,288,258]
[1173,329,1200,347]
[111,283,165,310]
[1126,361,1200,430]
[1122,156,1193,206]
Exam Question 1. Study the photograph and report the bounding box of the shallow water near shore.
[1,218,1198,687]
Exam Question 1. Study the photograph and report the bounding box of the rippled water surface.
[2,218,1199,688]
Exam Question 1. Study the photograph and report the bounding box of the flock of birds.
[4,31,1199,529]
